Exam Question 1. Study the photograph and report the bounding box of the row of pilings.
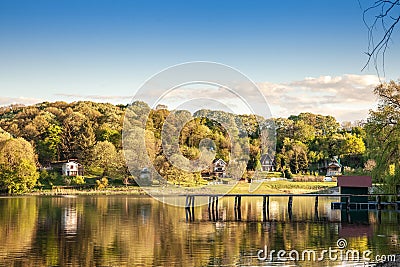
[184,194,400,222]
[185,194,321,222]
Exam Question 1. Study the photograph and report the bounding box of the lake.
[0,195,398,266]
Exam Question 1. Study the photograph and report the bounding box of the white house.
[62,161,84,176]
[260,154,275,172]
[212,158,227,177]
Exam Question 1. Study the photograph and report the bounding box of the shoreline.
[2,181,338,197]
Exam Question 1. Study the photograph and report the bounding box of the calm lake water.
[0,195,399,267]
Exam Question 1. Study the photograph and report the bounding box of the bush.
[96,177,108,189]
[284,169,293,179]
[72,175,85,185]
[63,176,72,185]
[38,170,62,187]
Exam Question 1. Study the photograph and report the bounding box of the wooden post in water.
[377,196,382,210]
[185,196,189,222]
[262,196,267,222]
[235,196,242,221]
[288,196,293,208]
[314,196,319,221]
[185,195,193,222]
[215,196,219,221]
[377,210,382,224]
[191,196,195,221]
[208,196,212,221]
[207,196,218,222]
[239,196,242,220]
[234,196,237,212]
[209,196,214,221]
[212,196,216,221]
[185,195,190,208]
[288,196,293,220]
[234,196,237,220]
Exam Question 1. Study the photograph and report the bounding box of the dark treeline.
[0,81,399,193]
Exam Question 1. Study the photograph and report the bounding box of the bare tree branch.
[361,0,400,77]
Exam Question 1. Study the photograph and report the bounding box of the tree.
[365,80,400,192]
[61,112,95,161]
[282,138,309,174]
[0,133,39,194]
[37,124,62,164]
[362,0,400,74]
[292,120,315,144]
[90,141,120,177]
[123,126,155,176]
[340,133,366,156]
[96,123,122,149]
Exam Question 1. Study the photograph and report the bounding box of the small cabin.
[62,161,84,176]
[337,176,372,203]
[326,161,342,176]
[316,156,342,176]
[260,154,275,172]
[212,159,227,178]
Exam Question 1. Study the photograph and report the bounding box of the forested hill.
[0,101,126,165]
[2,81,400,194]
[0,101,365,178]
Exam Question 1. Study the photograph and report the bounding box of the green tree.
[61,112,95,162]
[365,80,400,192]
[282,138,309,174]
[0,133,39,194]
[292,120,316,144]
[37,124,62,164]
[96,124,122,149]
[90,141,120,177]
[123,126,155,176]
[340,133,366,156]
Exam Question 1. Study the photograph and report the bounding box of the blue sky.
[0,0,399,121]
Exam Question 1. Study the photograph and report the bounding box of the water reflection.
[62,206,78,236]
[0,195,398,266]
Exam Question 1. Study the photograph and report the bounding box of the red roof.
[337,176,372,187]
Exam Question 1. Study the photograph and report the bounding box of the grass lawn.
[228,180,337,194]
[30,178,337,196]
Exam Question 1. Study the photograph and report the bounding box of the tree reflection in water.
[0,196,398,266]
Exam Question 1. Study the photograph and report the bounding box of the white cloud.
[126,74,380,121]
[257,74,380,122]
[54,93,132,102]
[1,74,380,122]
[0,96,42,106]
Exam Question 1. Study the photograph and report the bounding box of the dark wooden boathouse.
[337,176,372,203]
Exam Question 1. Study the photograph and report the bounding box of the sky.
[0,0,399,122]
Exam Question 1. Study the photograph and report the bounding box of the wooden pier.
[182,193,400,222]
